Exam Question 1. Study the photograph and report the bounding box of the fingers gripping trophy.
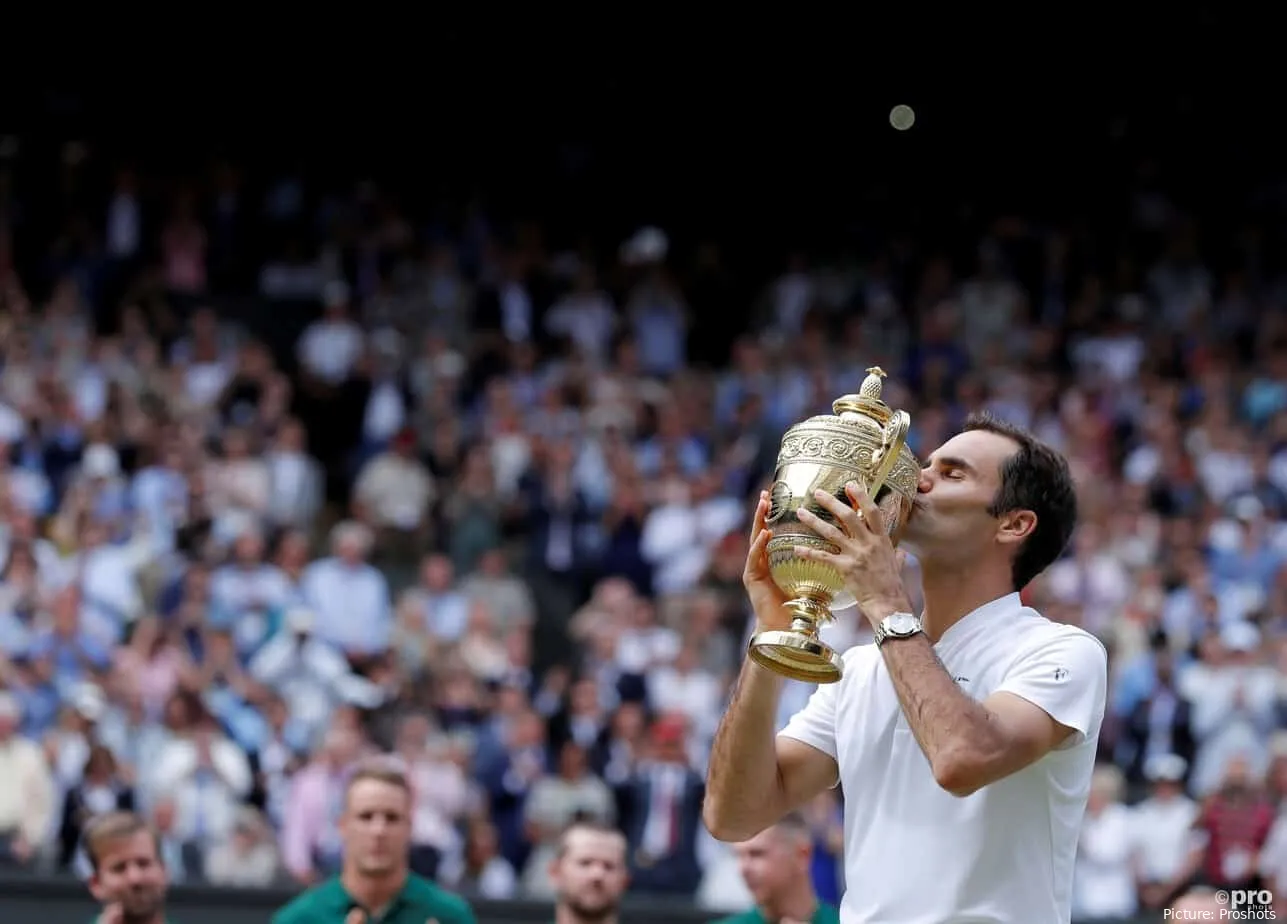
[748,367,921,684]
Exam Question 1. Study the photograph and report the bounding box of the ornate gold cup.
[748,367,921,684]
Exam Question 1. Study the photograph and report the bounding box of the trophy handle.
[868,409,911,498]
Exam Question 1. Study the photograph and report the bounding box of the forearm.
[703,659,788,838]
[879,634,1007,794]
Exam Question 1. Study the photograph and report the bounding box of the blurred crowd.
[0,142,1286,919]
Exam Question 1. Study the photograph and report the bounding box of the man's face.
[734,827,806,906]
[89,832,167,920]
[340,779,412,877]
[337,537,364,565]
[899,429,1021,566]
[550,830,629,920]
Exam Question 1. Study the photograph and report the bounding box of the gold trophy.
[748,367,921,684]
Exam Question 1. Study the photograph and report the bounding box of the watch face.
[888,612,919,634]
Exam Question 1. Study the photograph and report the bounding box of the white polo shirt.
[780,592,1108,924]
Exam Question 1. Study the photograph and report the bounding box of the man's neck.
[763,887,819,922]
[555,905,617,924]
[341,867,407,913]
[919,565,1015,642]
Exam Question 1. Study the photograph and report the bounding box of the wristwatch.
[874,611,924,648]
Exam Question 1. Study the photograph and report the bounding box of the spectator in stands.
[1072,765,1137,921]
[147,693,253,872]
[204,804,281,887]
[1184,621,1277,797]
[270,758,476,924]
[619,712,705,896]
[280,726,365,885]
[249,605,383,745]
[83,812,170,924]
[299,521,392,660]
[479,705,547,872]
[799,792,845,910]
[0,690,53,868]
[521,740,616,897]
[443,818,517,900]
[352,426,436,572]
[393,713,470,880]
[1131,754,1199,912]
[710,814,840,924]
[58,743,135,870]
[547,821,630,924]
[1183,755,1275,894]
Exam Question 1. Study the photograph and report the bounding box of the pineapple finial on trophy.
[859,366,886,399]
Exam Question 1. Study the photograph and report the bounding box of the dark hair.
[962,411,1078,590]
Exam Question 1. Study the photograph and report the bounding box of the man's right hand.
[95,903,124,924]
[744,490,792,633]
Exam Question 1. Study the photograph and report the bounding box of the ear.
[87,875,105,902]
[997,509,1037,546]
[547,856,560,884]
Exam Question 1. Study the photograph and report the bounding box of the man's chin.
[569,895,616,918]
[120,892,163,918]
[358,856,398,876]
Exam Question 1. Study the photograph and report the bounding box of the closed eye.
[925,456,975,480]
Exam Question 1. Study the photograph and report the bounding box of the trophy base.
[748,629,844,683]
[748,599,844,685]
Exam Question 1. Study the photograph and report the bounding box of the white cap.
[285,606,315,633]
[1221,620,1262,653]
[0,691,19,720]
[81,443,119,479]
[72,684,105,722]
[1144,753,1187,782]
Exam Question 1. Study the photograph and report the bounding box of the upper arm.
[991,630,1108,749]
[777,680,843,808]
[968,630,1109,790]
[777,735,840,808]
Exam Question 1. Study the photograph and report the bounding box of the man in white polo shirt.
[704,412,1107,923]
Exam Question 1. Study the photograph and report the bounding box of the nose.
[917,471,933,493]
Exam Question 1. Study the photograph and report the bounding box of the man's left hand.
[794,481,913,628]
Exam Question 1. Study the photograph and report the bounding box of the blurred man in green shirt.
[84,812,172,924]
[711,814,840,924]
[548,821,631,924]
[272,758,475,924]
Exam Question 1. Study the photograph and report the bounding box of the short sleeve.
[994,629,1108,748]
[778,678,840,762]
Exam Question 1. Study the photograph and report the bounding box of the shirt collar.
[324,874,412,916]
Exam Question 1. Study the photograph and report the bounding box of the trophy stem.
[748,594,844,684]
[783,596,830,631]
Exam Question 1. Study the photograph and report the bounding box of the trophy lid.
[833,367,895,423]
